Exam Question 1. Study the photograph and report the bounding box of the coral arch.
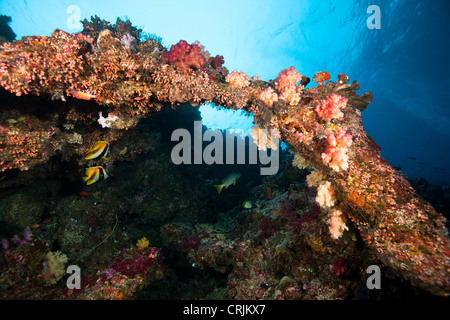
[0,18,448,296]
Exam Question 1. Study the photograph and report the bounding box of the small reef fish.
[213,173,241,194]
[5,116,25,124]
[82,166,109,185]
[71,91,99,100]
[243,200,252,209]
[84,141,109,160]
[78,191,92,196]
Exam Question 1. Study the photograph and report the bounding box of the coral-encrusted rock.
[0,18,449,296]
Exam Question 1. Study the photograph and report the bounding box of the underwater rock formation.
[0,17,448,298]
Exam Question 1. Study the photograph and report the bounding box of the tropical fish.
[84,141,109,160]
[213,173,241,194]
[82,166,109,185]
[71,91,98,100]
[243,200,252,209]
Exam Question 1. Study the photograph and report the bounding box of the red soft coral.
[161,40,206,73]
[330,257,350,276]
[209,55,224,69]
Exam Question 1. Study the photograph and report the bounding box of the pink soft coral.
[321,129,353,172]
[259,86,278,107]
[161,40,206,73]
[315,93,347,122]
[225,70,251,89]
[274,66,303,106]
[327,209,349,240]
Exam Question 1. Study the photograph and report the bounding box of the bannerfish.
[82,166,109,185]
[243,200,252,209]
[213,173,241,194]
[85,141,109,160]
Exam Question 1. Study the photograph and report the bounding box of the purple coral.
[102,268,117,279]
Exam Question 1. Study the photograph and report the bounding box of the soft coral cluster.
[209,55,224,69]
[259,86,278,107]
[112,246,162,278]
[321,129,353,172]
[225,70,251,89]
[315,93,347,122]
[274,66,303,106]
[161,40,206,73]
[327,209,349,240]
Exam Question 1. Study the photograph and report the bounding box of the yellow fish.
[213,173,241,194]
[243,200,252,209]
[84,141,109,160]
[82,166,109,185]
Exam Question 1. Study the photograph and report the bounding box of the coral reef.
[0,17,448,299]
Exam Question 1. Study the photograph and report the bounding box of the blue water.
[1,0,449,184]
